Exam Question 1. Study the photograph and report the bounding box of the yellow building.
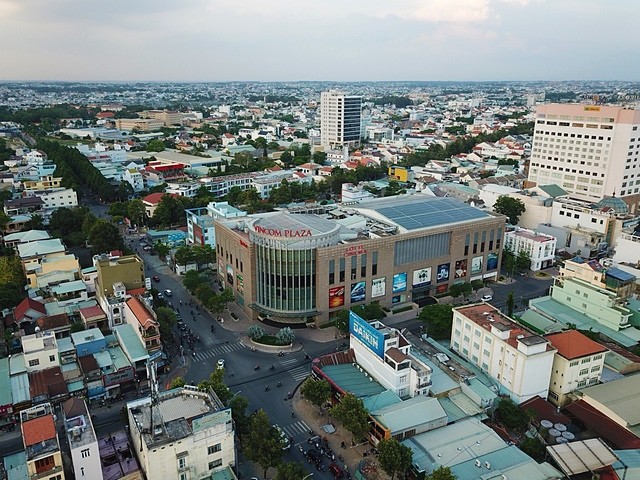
[25,253,80,290]
[23,176,63,191]
[115,118,164,132]
[95,254,145,297]
[388,165,409,182]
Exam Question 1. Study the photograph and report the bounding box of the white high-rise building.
[528,104,640,214]
[320,90,362,149]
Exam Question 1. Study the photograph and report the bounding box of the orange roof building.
[22,414,56,446]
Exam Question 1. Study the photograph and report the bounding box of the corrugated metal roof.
[546,438,618,476]
[372,396,446,433]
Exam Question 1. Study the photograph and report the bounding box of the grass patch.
[392,305,413,314]
[534,272,550,278]
[254,335,289,346]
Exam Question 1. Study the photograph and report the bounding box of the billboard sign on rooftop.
[349,311,384,359]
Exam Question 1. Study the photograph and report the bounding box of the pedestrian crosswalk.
[280,420,311,439]
[193,342,244,361]
[279,357,310,381]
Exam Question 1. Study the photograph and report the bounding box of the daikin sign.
[349,311,384,359]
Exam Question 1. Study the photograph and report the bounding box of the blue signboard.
[349,311,384,359]
[392,272,407,293]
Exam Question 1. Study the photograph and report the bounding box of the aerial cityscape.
[1,2,640,480]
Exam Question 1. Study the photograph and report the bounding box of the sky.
[0,0,638,82]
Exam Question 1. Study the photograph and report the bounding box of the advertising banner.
[350,281,366,303]
[392,272,407,293]
[371,277,386,298]
[412,267,432,288]
[349,311,384,358]
[437,263,450,283]
[329,286,345,308]
[237,274,244,293]
[455,259,468,279]
[226,264,234,285]
[471,256,483,275]
[487,253,499,271]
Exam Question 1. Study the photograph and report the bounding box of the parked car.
[164,289,172,297]
[329,463,344,479]
[481,294,493,302]
[152,276,160,283]
[217,359,225,370]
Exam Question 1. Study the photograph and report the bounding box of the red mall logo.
[254,225,312,237]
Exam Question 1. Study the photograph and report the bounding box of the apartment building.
[528,104,640,213]
[545,330,607,406]
[125,297,161,354]
[63,397,103,479]
[115,118,164,132]
[127,386,236,480]
[320,90,362,149]
[504,227,557,271]
[451,304,556,404]
[22,330,59,373]
[20,403,66,480]
[185,201,246,247]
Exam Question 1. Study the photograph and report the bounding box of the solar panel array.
[376,197,489,230]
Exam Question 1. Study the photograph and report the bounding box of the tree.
[300,378,331,412]
[276,327,295,345]
[116,181,134,202]
[151,194,186,228]
[195,283,216,305]
[516,249,531,271]
[198,368,232,404]
[23,214,44,230]
[192,244,215,270]
[493,195,526,225]
[428,466,457,480]
[276,462,310,480]
[419,304,454,340]
[229,394,251,438]
[0,211,11,233]
[520,437,545,461]
[169,377,186,389]
[156,306,177,340]
[153,242,171,258]
[378,438,413,480]
[126,199,146,227]
[245,410,286,478]
[448,282,472,299]
[495,397,529,431]
[146,139,166,152]
[335,310,349,334]
[69,322,86,333]
[174,245,196,270]
[247,325,265,340]
[88,219,124,254]
[183,270,207,294]
[330,393,370,443]
[507,291,515,317]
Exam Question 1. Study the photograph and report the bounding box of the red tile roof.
[126,297,157,330]
[545,330,608,360]
[22,415,56,446]
[142,192,180,205]
[565,400,640,449]
[14,298,46,322]
[80,306,106,321]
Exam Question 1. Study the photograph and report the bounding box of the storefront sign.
[349,311,384,359]
[412,268,432,288]
[239,239,249,248]
[371,277,386,298]
[103,367,135,387]
[344,245,367,257]
[350,281,366,303]
[254,225,312,237]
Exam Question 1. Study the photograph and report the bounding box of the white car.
[164,289,172,297]
[481,294,493,302]
[217,359,225,370]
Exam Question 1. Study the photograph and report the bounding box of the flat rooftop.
[455,303,550,351]
[320,363,386,398]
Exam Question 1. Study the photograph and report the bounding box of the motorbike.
[254,365,261,371]
[269,364,275,371]
[265,385,270,392]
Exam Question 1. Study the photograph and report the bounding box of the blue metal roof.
[374,197,489,231]
[606,267,636,282]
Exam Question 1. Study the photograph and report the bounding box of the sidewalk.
[290,391,388,480]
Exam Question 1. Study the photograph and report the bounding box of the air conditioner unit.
[485,462,491,469]
[475,460,481,468]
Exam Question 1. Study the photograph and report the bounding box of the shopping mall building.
[214,195,505,327]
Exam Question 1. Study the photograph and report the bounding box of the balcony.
[31,464,63,480]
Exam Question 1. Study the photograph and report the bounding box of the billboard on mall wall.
[471,256,483,275]
[392,272,407,293]
[350,281,366,303]
[455,259,468,279]
[226,264,234,285]
[328,286,345,308]
[487,253,499,271]
[349,311,384,359]
[412,267,432,288]
[437,263,450,283]
[237,274,244,293]
[371,277,386,298]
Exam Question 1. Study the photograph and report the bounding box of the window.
[180,474,188,480]
[208,459,223,470]
[569,360,579,367]
[178,457,187,469]
[29,359,40,367]
[49,355,56,362]
[81,448,90,458]
[579,368,589,376]
[581,357,590,364]
[577,380,587,388]
[591,365,600,373]
[399,375,408,384]
[208,444,222,455]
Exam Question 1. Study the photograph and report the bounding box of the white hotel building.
[504,227,557,271]
[451,304,556,404]
[528,103,640,213]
